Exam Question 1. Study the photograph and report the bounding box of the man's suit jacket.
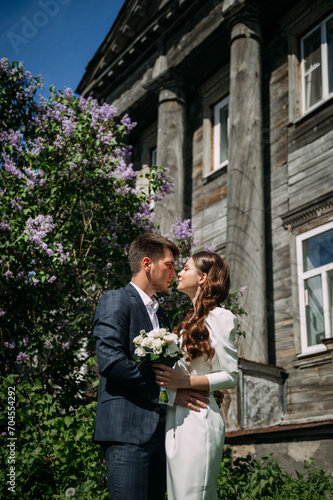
[93,283,170,445]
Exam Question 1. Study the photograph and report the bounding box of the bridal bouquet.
[133,327,183,402]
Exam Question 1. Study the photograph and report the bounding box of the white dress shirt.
[130,282,177,406]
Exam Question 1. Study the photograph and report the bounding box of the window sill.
[202,164,227,185]
[293,347,332,369]
[289,94,333,128]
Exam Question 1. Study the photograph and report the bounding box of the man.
[93,233,209,500]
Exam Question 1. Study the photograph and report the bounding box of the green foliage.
[217,448,333,499]
[2,377,332,500]
[0,374,109,499]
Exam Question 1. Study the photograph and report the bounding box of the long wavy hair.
[176,251,230,361]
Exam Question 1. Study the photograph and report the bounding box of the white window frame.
[296,220,333,355]
[213,96,229,171]
[301,12,333,115]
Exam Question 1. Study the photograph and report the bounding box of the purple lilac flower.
[11,197,23,212]
[111,160,137,182]
[0,222,10,231]
[22,166,38,189]
[156,168,175,195]
[132,203,154,230]
[24,214,55,256]
[5,270,14,279]
[28,137,45,156]
[3,342,9,348]
[62,118,75,137]
[47,276,57,283]
[204,243,216,253]
[2,153,24,179]
[0,311,5,317]
[124,243,130,255]
[16,352,28,364]
[59,252,70,264]
[171,218,195,240]
[120,113,137,133]
[0,57,10,75]
[64,88,74,100]
[23,338,29,346]
[238,286,248,297]
[45,340,52,349]
[9,342,15,349]
[57,319,67,329]
[0,129,23,151]
[62,342,70,351]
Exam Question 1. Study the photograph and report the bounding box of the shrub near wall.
[217,448,333,500]
[1,374,109,499]
[2,373,332,499]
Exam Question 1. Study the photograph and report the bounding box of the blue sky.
[0,0,124,97]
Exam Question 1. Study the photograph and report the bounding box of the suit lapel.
[125,283,153,332]
[157,309,169,329]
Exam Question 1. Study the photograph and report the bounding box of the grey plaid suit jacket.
[93,283,169,444]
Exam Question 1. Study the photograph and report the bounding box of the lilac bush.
[0,58,249,498]
[0,58,174,407]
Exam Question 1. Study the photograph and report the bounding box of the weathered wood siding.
[265,26,333,419]
[189,94,228,251]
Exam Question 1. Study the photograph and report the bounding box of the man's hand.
[214,390,224,408]
[174,388,209,413]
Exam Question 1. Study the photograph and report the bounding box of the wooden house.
[77,0,333,473]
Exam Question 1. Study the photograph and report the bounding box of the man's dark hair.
[128,233,179,276]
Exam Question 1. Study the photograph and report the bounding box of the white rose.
[151,338,163,355]
[141,337,153,348]
[133,335,143,345]
[135,346,147,357]
[164,333,178,344]
[165,342,181,357]
[147,329,160,339]
[157,328,168,338]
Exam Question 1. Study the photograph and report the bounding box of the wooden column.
[154,79,186,234]
[227,6,268,363]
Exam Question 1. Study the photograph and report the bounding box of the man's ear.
[142,257,151,272]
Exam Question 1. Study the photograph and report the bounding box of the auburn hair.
[176,251,230,361]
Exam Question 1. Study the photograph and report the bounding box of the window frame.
[301,12,333,115]
[213,96,230,172]
[201,65,230,180]
[296,220,333,355]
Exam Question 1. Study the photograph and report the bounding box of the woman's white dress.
[165,307,238,500]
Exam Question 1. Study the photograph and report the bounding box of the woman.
[153,251,238,500]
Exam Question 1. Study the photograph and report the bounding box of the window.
[150,147,157,167]
[301,13,333,114]
[213,96,229,171]
[296,221,333,354]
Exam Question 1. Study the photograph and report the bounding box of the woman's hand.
[152,363,190,389]
[153,363,210,391]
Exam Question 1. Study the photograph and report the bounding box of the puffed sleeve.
[205,308,239,391]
